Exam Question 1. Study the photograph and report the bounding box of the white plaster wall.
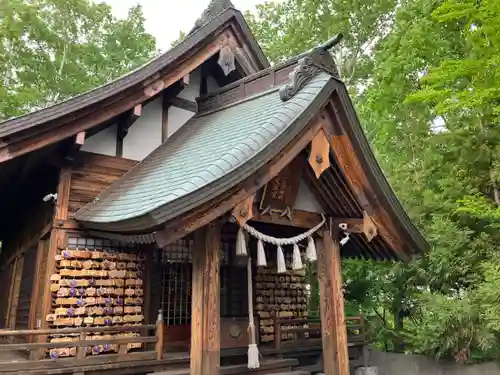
[178,67,202,100]
[294,179,324,213]
[81,124,117,156]
[167,106,196,137]
[79,66,221,160]
[122,95,163,161]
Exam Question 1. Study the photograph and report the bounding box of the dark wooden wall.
[68,151,137,217]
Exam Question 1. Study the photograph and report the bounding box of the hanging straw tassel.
[292,243,303,270]
[276,245,286,274]
[236,228,248,256]
[256,239,267,267]
[306,236,317,261]
[247,257,260,369]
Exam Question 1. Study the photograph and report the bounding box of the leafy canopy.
[0,0,158,121]
[248,0,500,362]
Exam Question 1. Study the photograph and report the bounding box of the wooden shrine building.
[0,1,428,374]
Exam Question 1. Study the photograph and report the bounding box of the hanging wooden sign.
[259,156,305,218]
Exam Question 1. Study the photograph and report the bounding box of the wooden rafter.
[322,99,408,259]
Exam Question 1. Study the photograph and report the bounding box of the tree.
[247,0,500,362]
[0,0,158,120]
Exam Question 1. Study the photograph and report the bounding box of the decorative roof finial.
[314,33,344,53]
[279,57,321,102]
[190,0,235,34]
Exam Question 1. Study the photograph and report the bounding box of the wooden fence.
[272,314,367,351]
[0,311,165,373]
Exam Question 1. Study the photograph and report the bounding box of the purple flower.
[77,298,85,307]
[104,318,112,325]
[116,297,123,305]
[79,287,85,296]
[70,279,77,288]
[92,346,101,354]
[103,344,110,351]
[62,250,70,258]
[105,297,112,305]
[50,351,58,359]
[86,346,92,354]
[89,278,95,286]
[69,288,76,297]
[67,308,74,317]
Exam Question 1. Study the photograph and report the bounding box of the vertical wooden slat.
[317,230,349,375]
[6,256,24,330]
[191,223,221,375]
[28,240,45,333]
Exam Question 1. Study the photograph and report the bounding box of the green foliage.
[248,0,500,363]
[0,0,157,121]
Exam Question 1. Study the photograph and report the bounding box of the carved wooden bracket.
[308,128,331,179]
[231,193,255,226]
[363,211,378,242]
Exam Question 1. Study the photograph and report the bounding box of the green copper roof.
[75,72,335,231]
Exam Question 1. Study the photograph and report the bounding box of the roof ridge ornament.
[313,33,344,53]
[279,33,344,102]
[279,56,321,102]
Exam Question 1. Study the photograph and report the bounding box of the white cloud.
[103,0,266,51]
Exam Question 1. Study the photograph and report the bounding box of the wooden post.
[156,309,165,360]
[316,229,349,375]
[190,223,221,375]
[76,332,86,360]
[38,167,72,359]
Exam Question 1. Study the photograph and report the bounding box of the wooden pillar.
[316,229,349,375]
[190,223,221,375]
[38,167,71,358]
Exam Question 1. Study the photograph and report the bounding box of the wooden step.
[262,371,310,375]
[151,358,299,375]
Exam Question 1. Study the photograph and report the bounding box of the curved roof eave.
[75,79,337,233]
[0,8,268,140]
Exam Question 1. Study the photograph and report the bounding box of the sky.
[104,0,266,52]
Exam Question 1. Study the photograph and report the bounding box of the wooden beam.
[316,229,349,375]
[74,131,85,150]
[252,209,324,229]
[37,167,71,358]
[117,104,142,156]
[191,223,221,375]
[162,92,170,143]
[165,96,198,113]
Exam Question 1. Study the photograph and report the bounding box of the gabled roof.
[0,4,268,143]
[75,72,334,230]
[74,42,429,260]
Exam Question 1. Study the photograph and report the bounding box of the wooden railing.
[273,314,367,351]
[0,311,165,373]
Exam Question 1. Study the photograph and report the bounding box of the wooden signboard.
[258,156,305,217]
